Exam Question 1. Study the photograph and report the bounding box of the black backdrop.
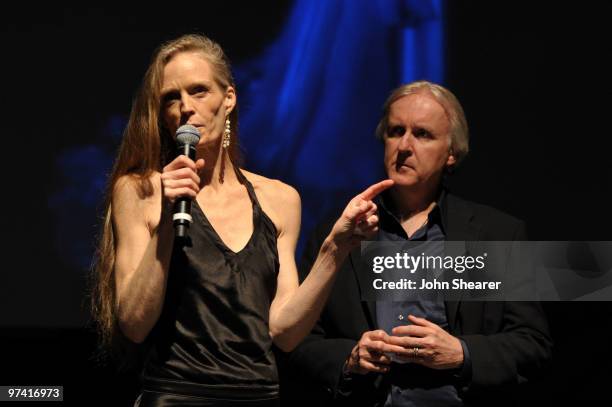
[1,1,610,405]
[444,2,612,405]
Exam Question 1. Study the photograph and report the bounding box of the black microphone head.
[176,124,201,146]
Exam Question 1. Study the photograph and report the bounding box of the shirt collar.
[376,188,448,238]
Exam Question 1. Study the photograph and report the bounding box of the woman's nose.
[180,95,195,116]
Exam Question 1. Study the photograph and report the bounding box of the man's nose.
[398,132,414,153]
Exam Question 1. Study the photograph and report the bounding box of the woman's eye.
[389,125,406,137]
[162,92,179,107]
[192,86,209,96]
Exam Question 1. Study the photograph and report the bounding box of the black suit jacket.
[281,193,552,407]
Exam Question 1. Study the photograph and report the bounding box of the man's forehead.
[388,94,448,124]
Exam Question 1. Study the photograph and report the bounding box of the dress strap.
[234,167,278,238]
[235,167,260,209]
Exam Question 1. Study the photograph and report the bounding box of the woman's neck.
[196,145,238,190]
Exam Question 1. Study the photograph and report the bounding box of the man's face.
[383,92,456,189]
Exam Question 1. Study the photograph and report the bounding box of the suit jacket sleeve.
[458,221,553,394]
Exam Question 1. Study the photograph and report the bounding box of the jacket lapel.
[443,195,481,331]
[349,249,377,330]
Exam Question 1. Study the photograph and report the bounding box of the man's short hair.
[375,81,469,166]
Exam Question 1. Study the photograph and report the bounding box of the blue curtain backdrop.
[50,0,444,269]
[234,0,443,249]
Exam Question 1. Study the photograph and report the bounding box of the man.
[283,81,552,406]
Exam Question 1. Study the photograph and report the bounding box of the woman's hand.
[329,179,394,251]
[160,156,205,210]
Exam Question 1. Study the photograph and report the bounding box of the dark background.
[1,1,610,405]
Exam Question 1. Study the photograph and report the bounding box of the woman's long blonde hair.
[90,34,240,351]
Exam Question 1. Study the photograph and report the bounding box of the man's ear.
[446,150,457,168]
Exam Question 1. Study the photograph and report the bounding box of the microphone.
[173,124,201,238]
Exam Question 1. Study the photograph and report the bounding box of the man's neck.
[388,184,440,222]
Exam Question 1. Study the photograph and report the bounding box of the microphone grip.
[173,143,197,238]
[174,199,192,238]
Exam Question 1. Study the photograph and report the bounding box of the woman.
[91,34,392,406]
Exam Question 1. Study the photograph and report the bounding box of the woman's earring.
[223,118,231,149]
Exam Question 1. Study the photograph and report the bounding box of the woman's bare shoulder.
[241,170,300,205]
[112,172,162,229]
[240,170,301,233]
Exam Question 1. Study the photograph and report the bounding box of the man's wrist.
[452,339,472,384]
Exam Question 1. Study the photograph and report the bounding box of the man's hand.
[387,315,464,370]
[344,330,405,375]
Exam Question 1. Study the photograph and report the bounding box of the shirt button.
[397,314,404,321]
